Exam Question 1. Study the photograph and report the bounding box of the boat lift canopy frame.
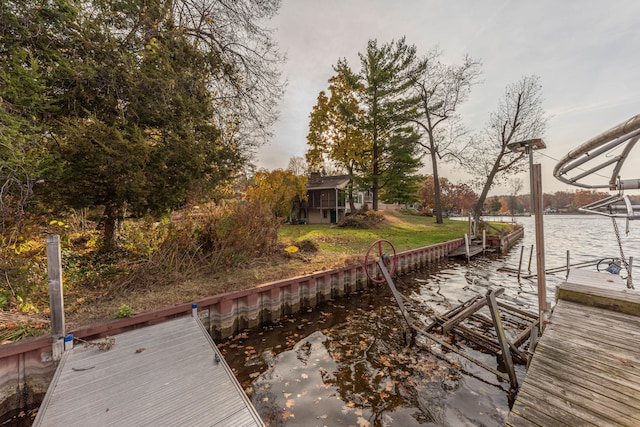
[553,114,640,192]
[553,114,640,221]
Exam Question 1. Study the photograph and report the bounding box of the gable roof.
[306,174,350,190]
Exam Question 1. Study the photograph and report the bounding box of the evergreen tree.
[1,0,284,251]
[331,38,427,210]
[379,131,422,205]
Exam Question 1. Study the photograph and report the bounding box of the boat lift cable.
[611,216,634,289]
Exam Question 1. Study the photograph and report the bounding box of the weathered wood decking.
[448,240,485,259]
[33,315,263,427]
[506,269,640,426]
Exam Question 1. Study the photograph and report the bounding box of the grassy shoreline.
[2,211,513,342]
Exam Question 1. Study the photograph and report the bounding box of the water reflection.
[219,215,640,426]
[220,286,514,427]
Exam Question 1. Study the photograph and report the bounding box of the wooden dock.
[33,314,263,426]
[448,238,485,259]
[506,269,640,426]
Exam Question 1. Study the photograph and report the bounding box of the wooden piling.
[517,246,524,282]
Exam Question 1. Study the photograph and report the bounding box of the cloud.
[255,0,640,193]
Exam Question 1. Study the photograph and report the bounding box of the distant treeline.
[488,189,640,214]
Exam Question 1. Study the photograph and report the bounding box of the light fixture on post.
[507,138,549,324]
[507,138,547,211]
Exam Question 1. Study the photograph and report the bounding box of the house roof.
[307,174,350,190]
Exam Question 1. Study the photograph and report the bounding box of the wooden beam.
[442,288,504,333]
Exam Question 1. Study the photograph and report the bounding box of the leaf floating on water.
[286,399,295,408]
[301,373,309,379]
[135,348,145,353]
[282,410,295,420]
[249,372,260,379]
[357,416,371,427]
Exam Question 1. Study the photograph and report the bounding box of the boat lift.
[554,114,640,288]
[364,240,538,396]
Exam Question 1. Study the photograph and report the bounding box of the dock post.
[566,250,570,279]
[527,323,539,370]
[46,234,65,361]
[486,289,518,390]
[527,245,534,274]
[532,164,549,323]
[464,234,470,262]
[482,230,487,254]
[628,256,634,289]
[517,246,524,282]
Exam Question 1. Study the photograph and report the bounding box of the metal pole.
[378,258,412,335]
[46,234,65,361]
[528,147,534,213]
[486,289,518,390]
[532,164,549,322]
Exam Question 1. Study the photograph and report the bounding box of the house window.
[323,210,328,219]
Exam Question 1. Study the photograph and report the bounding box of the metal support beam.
[486,289,518,390]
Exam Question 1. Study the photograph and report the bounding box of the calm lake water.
[218,214,640,427]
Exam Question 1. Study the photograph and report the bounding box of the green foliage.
[113,304,133,319]
[0,0,63,244]
[1,0,284,252]
[112,199,282,292]
[0,290,11,310]
[489,196,503,213]
[379,132,423,205]
[0,242,47,310]
[244,170,308,220]
[322,38,427,210]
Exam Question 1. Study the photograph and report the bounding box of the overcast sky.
[255,0,640,194]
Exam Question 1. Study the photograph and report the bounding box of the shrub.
[113,304,133,318]
[111,199,281,291]
[336,210,386,229]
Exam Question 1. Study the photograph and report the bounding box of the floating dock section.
[33,315,263,426]
[507,269,640,426]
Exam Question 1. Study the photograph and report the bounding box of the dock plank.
[34,315,263,427]
[507,276,640,427]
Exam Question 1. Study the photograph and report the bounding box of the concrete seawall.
[0,230,522,415]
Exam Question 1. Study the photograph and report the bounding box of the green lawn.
[278,212,472,255]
